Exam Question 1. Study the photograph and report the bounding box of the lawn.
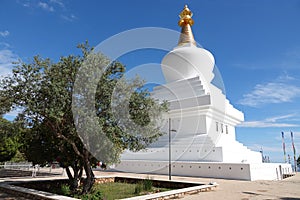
[74,180,171,200]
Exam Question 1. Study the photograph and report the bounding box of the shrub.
[60,184,71,196]
[134,183,142,194]
[143,178,153,191]
[81,190,103,200]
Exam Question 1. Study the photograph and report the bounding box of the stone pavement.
[0,191,31,200]
[0,168,299,200]
[181,172,300,200]
[0,168,66,200]
[0,168,64,178]
[94,170,300,200]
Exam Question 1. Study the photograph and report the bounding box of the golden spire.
[177,5,196,46]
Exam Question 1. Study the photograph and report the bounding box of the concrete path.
[94,170,300,200]
[0,191,31,200]
[181,173,300,200]
[0,168,299,200]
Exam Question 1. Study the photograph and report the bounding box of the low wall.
[250,163,293,180]
[114,160,293,181]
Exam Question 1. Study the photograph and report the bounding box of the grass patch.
[15,178,179,199]
[75,181,170,200]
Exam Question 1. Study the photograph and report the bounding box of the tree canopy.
[0,116,20,163]
[0,42,167,193]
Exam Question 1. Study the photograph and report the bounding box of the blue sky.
[1,0,300,163]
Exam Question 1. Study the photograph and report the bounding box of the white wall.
[115,160,251,180]
[250,163,293,180]
[114,160,293,181]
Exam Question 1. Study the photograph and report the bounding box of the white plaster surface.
[114,39,293,180]
[115,161,292,181]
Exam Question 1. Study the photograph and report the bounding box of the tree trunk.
[65,167,76,190]
[82,149,95,194]
[65,162,84,192]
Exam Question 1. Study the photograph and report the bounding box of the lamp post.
[169,118,176,181]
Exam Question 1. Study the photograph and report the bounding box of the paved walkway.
[181,173,300,200]
[94,170,300,200]
[0,168,65,200]
[0,191,31,200]
[0,168,299,200]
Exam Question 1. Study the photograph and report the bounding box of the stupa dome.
[162,46,215,83]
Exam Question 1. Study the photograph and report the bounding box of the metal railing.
[0,162,33,171]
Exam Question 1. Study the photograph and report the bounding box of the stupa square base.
[114,160,293,181]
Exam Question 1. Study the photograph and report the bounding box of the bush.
[60,184,71,196]
[81,190,103,200]
[134,183,142,194]
[143,178,153,191]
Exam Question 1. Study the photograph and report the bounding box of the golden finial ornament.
[178,5,194,27]
[177,5,196,46]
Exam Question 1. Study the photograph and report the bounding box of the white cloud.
[0,42,10,48]
[0,30,9,37]
[22,2,30,7]
[291,131,300,138]
[0,49,19,78]
[277,73,295,81]
[285,131,300,143]
[239,114,299,128]
[0,46,21,118]
[49,0,64,7]
[240,121,298,128]
[248,144,282,153]
[19,0,76,22]
[265,114,296,123]
[17,0,31,7]
[246,131,300,163]
[239,76,300,107]
[61,14,77,22]
[38,2,54,12]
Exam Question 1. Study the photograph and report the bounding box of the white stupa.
[114,5,292,180]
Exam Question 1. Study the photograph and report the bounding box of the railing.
[0,162,40,177]
[0,162,33,171]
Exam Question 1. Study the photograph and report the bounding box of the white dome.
[161,45,215,91]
